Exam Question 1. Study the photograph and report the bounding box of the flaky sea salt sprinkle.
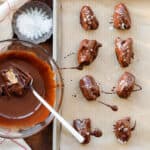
[16,8,52,39]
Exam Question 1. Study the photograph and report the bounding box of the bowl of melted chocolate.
[0,39,63,138]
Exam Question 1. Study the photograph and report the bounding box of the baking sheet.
[53,0,150,149]
[53,1,62,150]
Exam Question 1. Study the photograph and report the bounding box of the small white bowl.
[12,1,53,44]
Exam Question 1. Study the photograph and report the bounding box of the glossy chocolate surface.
[0,67,32,97]
[79,75,100,101]
[113,117,136,144]
[78,39,102,69]
[115,37,133,67]
[0,51,55,127]
[116,72,135,98]
[80,6,99,30]
[113,3,131,30]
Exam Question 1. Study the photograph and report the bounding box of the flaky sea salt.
[16,8,52,40]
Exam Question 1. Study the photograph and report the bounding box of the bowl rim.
[0,38,64,139]
[12,1,53,44]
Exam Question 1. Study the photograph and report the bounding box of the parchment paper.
[58,0,150,149]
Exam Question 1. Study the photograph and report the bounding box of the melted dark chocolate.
[0,86,3,95]
[90,129,103,137]
[0,58,43,119]
[97,100,118,112]
[0,50,55,128]
[60,65,84,70]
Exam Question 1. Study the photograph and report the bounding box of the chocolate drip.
[63,52,76,59]
[59,65,84,70]
[97,100,118,111]
[131,121,136,131]
[107,82,142,96]
[90,129,103,137]
[79,75,118,111]
[132,83,142,92]
[102,90,116,94]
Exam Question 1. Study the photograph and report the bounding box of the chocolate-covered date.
[78,39,102,68]
[79,75,100,100]
[73,118,102,144]
[115,37,133,67]
[79,75,119,111]
[73,119,91,144]
[113,117,136,144]
[80,5,99,30]
[113,3,131,30]
[116,72,135,98]
[0,67,32,96]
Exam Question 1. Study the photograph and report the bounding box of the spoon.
[29,79,84,143]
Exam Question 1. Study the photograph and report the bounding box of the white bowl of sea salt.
[12,1,53,44]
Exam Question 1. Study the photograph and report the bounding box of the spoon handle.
[31,87,84,143]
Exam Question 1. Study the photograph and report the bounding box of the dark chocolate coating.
[0,85,4,96]
[73,119,91,144]
[78,39,102,68]
[0,67,32,97]
[116,72,135,98]
[113,117,134,143]
[113,3,131,30]
[80,5,99,30]
[73,118,102,144]
[91,129,102,137]
[79,75,100,100]
[115,37,133,67]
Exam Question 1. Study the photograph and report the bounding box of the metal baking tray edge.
[53,1,62,150]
